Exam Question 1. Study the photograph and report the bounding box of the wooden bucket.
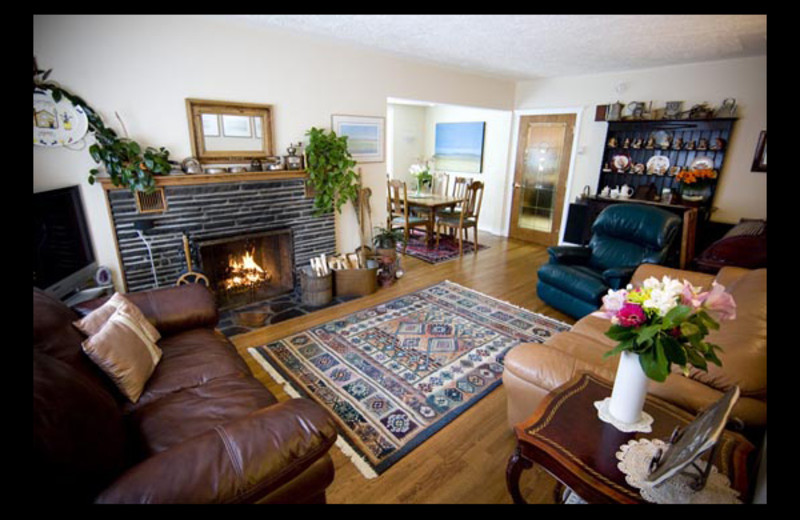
[333,266,378,297]
[299,266,333,307]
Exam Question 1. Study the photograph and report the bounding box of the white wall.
[33,15,515,290]
[422,104,513,236]
[515,56,767,224]
[388,103,428,186]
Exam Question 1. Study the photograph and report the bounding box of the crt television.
[33,185,98,300]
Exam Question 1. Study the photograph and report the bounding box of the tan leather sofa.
[504,264,766,439]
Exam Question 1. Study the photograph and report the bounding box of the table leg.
[506,445,533,504]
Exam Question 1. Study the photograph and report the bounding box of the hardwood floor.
[231,233,575,504]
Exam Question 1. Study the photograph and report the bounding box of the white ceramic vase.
[608,351,649,424]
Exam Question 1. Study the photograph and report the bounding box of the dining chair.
[432,171,450,196]
[387,177,432,254]
[435,176,469,236]
[436,180,484,256]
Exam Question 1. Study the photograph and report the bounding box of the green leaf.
[686,348,708,371]
[697,310,720,330]
[680,321,701,338]
[659,335,686,366]
[636,324,661,344]
[665,304,692,325]
[603,337,634,359]
[639,346,669,382]
[605,324,636,341]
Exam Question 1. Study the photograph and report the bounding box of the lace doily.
[616,438,742,504]
[594,397,654,433]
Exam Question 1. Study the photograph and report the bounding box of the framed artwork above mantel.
[186,98,274,164]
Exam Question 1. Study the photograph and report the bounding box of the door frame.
[503,107,583,244]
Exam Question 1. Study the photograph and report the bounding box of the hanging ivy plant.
[34,61,172,193]
[305,127,360,216]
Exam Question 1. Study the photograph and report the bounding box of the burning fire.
[224,249,272,290]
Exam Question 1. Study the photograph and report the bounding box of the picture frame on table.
[331,114,385,163]
[751,131,767,172]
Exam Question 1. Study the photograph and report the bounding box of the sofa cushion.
[81,308,163,403]
[128,373,278,455]
[538,263,608,302]
[684,268,767,397]
[74,292,161,344]
[127,328,252,410]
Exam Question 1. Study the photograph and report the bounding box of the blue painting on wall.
[434,122,486,173]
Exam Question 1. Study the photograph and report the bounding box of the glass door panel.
[516,122,567,234]
[509,114,575,246]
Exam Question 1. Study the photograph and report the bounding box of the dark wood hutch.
[564,117,737,269]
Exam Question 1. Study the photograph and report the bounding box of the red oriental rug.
[396,229,488,264]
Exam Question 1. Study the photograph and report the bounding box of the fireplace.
[197,228,295,310]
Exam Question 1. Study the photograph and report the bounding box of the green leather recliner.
[537,204,682,319]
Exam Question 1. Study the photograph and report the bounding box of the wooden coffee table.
[506,373,755,504]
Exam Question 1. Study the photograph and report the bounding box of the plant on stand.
[305,127,372,266]
[592,275,737,429]
[372,226,404,287]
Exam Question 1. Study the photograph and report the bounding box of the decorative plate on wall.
[33,88,89,147]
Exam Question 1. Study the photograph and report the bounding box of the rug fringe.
[442,279,571,329]
[247,347,379,480]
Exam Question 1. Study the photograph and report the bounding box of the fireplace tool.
[176,233,210,287]
[133,219,159,288]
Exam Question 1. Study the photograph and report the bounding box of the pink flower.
[680,281,708,310]
[616,302,646,328]
[592,288,628,320]
[703,281,737,321]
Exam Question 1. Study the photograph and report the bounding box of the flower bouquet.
[592,275,737,429]
[676,168,717,202]
[594,275,737,382]
[409,158,434,194]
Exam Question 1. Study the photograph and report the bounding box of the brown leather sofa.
[33,284,338,504]
[504,264,766,440]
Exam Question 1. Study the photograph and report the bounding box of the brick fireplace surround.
[101,172,336,298]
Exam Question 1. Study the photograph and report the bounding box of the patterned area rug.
[248,281,570,478]
[397,229,489,264]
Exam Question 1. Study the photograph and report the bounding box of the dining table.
[406,193,462,244]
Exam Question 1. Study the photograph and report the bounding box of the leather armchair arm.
[547,245,592,265]
[602,266,637,290]
[95,399,338,504]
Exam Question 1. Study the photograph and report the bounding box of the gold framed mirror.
[186,98,274,164]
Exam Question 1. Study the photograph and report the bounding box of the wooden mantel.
[98,170,308,190]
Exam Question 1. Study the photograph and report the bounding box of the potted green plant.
[373,226,405,257]
[305,127,360,216]
[34,62,172,194]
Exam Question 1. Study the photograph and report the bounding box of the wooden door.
[509,114,576,246]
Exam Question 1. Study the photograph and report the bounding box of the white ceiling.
[230,14,767,81]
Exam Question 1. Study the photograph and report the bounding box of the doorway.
[508,113,577,246]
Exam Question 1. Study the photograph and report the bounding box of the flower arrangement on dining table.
[593,275,737,382]
[409,158,434,191]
